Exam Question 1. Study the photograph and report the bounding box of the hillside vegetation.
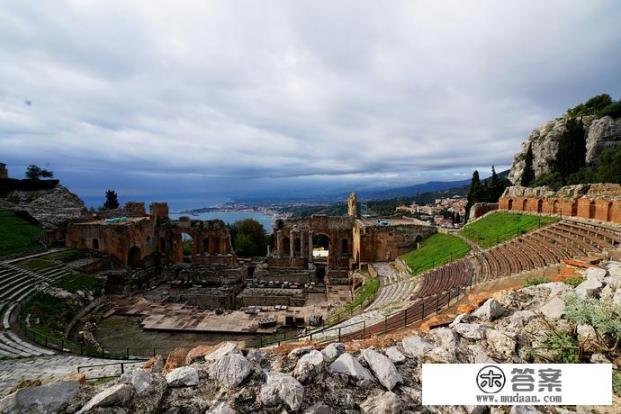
[460,211,558,249]
[0,209,43,257]
[401,233,470,275]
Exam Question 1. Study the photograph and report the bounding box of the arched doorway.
[553,200,560,214]
[294,238,301,255]
[92,239,99,250]
[508,199,514,210]
[589,201,596,219]
[522,199,528,211]
[607,202,613,222]
[537,199,543,213]
[312,234,330,259]
[127,246,142,267]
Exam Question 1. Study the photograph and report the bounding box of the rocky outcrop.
[508,114,621,184]
[0,185,87,228]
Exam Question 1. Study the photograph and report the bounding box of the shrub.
[563,276,583,287]
[598,100,621,118]
[566,94,612,118]
[523,276,550,287]
[564,293,621,344]
[614,371,621,397]
[541,331,580,363]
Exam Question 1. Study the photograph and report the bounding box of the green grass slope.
[401,233,470,275]
[0,209,43,257]
[460,211,558,249]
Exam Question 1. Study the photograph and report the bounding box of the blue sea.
[169,210,275,233]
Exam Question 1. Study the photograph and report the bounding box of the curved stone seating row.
[0,263,66,359]
[412,259,474,299]
[367,278,416,311]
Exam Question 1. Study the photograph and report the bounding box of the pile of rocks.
[2,262,620,414]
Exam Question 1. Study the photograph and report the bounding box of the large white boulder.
[585,267,607,283]
[328,353,375,385]
[454,323,486,340]
[165,366,199,387]
[362,348,403,390]
[204,341,241,362]
[575,279,603,299]
[471,298,505,321]
[321,342,345,363]
[294,349,324,382]
[539,297,566,319]
[384,346,406,364]
[208,353,251,388]
[120,368,152,395]
[78,383,134,413]
[401,335,432,358]
[260,372,305,411]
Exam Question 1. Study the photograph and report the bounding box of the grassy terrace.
[401,233,470,275]
[345,277,380,312]
[460,211,559,249]
[0,209,43,257]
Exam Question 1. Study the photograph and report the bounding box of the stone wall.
[467,202,498,222]
[499,184,621,224]
[353,222,436,263]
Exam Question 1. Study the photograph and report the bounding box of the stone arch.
[341,238,349,255]
[553,200,560,214]
[607,201,613,222]
[294,238,301,254]
[92,239,99,250]
[508,199,514,210]
[210,236,221,254]
[203,237,209,252]
[128,246,142,267]
[589,200,596,219]
[312,233,331,259]
[537,199,543,213]
[522,199,528,211]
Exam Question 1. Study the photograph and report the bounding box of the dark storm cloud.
[1,0,620,201]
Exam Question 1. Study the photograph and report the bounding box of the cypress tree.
[465,170,482,221]
[521,143,535,187]
[103,190,120,210]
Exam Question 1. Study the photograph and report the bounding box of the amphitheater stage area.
[103,294,333,335]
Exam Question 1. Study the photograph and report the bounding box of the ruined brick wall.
[170,218,236,265]
[498,184,621,224]
[355,223,436,263]
[468,202,498,221]
[66,218,155,265]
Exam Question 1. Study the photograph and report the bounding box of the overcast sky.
[1,1,620,206]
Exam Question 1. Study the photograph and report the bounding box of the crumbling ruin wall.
[170,217,236,265]
[354,222,436,263]
[468,202,498,221]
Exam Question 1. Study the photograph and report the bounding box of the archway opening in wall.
[522,199,528,211]
[537,199,543,213]
[127,246,142,267]
[508,199,514,210]
[312,234,330,260]
[553,200,560,214]
[589,201,596,219]
[92,239,99,250]
[160,237,166,252]
[181,232,194,257]
[203,237,209,253]
[607,202,613,222]
[294,238,301,255]
[282,237,291,256]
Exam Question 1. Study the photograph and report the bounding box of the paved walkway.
[0,355,135,397]
[2,248,68,264]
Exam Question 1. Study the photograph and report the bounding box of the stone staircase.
[0,262,69,359]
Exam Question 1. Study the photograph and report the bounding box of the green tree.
[25,164,53,180]
[465,170,482,221]
[103,190,120,210]
[230,218,267,257]
[521,144,535,187]
[595,145,621,183]
[552,118,586,178]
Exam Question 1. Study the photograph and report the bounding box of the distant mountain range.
[234,170,509,205]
